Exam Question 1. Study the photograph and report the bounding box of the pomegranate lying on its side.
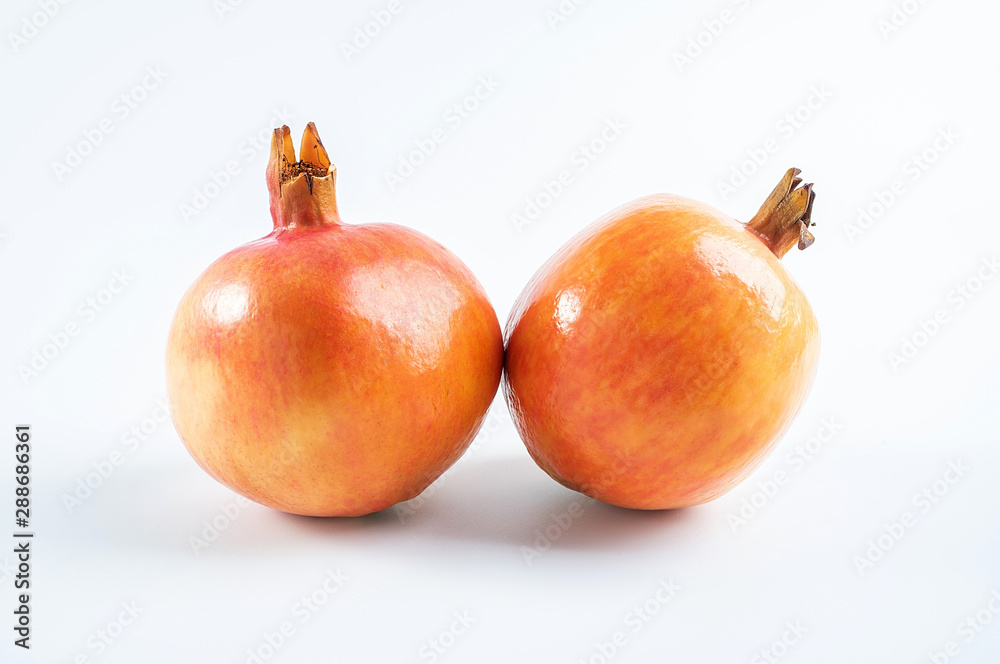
[504,168,820,510]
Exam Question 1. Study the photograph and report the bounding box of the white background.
[2,0,999,662]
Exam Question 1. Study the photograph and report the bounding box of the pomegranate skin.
[504,194,820,510]
[167,223,502,516]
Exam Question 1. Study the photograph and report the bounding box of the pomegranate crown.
[266,122,341,230]
[747,168,816,259]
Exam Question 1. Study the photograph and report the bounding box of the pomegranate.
[504,168,820,510]
[166,123,503,516]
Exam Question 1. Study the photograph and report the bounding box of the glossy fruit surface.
[166,124,503,516]
[504,169,820,509]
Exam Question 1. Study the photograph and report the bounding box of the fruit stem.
[267,123,341,230]
[746,168,816,258]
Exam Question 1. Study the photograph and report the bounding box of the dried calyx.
[267,122,341,230]
[746,168,816,259]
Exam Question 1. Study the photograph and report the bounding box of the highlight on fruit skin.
[165,122,504,517]
[503,168,820,510]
